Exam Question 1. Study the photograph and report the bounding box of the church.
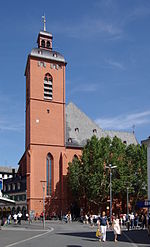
[18,20,137,217]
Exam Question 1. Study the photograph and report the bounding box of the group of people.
[0,211,23,226]
[13,211,22,225]
[83,211,150,242]
[96,211,121,242]
[64,211,72,223]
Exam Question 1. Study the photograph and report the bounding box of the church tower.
[25,17,66,214]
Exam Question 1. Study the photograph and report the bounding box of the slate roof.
[30,48,66,63]
[66,102,138,147]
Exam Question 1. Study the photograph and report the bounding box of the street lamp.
[127,186,129,216]
[40,180,47,229]
[106,164,117,223]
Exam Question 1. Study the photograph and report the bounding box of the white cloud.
[52,18,122,40]
[95,111,150,130]
[0,120,24,132]
[105,59,125,70]
[68,83,99,95]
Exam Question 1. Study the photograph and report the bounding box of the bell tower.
[25,17,67,214]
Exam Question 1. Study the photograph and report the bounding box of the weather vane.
[42,14,46,32]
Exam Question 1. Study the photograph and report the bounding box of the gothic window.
[44,73,53,100]
[47,41,50,48]
[41,40,45,48]
[46,153,53,196]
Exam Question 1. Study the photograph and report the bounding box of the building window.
[17,183,21,190]
[12,184,15,191]
[3,185,6,192]
[8,184,11,191]
[47,41,50,48]
[46,153,53,196]
[93,129,97,134]
[53,53,57,58]
[41,40,45,48]
[44,73,53,100]
[68,138,72,143]
[75,128,79,133]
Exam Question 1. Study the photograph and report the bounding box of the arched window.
[44,73,53,100]
[47,41,50,48]
[41,40,45,48]
[46,153,53,196]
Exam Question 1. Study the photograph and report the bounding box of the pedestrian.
[96,219,102,242]
[134,213,139,229]
[99,211,109,242]
[122,214,126,226]
[130,212,135,229]
[126,214,130,231]
[84,214,89,224]
[89,214,94,228]
[112,214,121,242]
[17,211,22,225]
[13,213,18,224]
[67,212,72,223]
[141,214,146,230]
[7,214,11,225]
[25,212,29,221]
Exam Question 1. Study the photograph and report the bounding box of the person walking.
[13,213,18,224]
[17,211,22,225]
[96,219,102,242]
[112,214,121,242]
[99,211,109,242]
[130,212,135,229]
[134,213,139,229]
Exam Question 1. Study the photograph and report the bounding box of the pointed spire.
[42,14,46,32]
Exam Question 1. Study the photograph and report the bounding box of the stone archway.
[17,206,21,214]
[12,207,15,215]
[6,207,11,217]
[3,207,6,217]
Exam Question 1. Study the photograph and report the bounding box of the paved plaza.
[0,220,150,247]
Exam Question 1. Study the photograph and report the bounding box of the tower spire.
[42,14,46,32]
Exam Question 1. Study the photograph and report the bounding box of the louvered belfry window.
[44,73,53,100]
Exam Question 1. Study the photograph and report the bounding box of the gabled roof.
[65,102,138,147]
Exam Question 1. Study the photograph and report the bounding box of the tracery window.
[46,153,53,196]
[44,73,53,100]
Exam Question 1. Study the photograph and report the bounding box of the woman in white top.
[112,215,121,242]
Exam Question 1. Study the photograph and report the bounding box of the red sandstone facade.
[18,30,82,216]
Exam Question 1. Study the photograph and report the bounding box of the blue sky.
[0,0,150,167]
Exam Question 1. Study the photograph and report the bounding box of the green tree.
[67,135,147,212]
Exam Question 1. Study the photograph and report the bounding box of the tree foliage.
[67,135,147,212]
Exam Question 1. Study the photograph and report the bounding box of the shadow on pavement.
[57,229,150,245]
[67,246,82,247]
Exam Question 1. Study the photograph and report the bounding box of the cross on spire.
[42,14,46,32]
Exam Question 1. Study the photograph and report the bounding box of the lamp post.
[40,180,47,229]
[106,164,117,222]
[127,186,129,216]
